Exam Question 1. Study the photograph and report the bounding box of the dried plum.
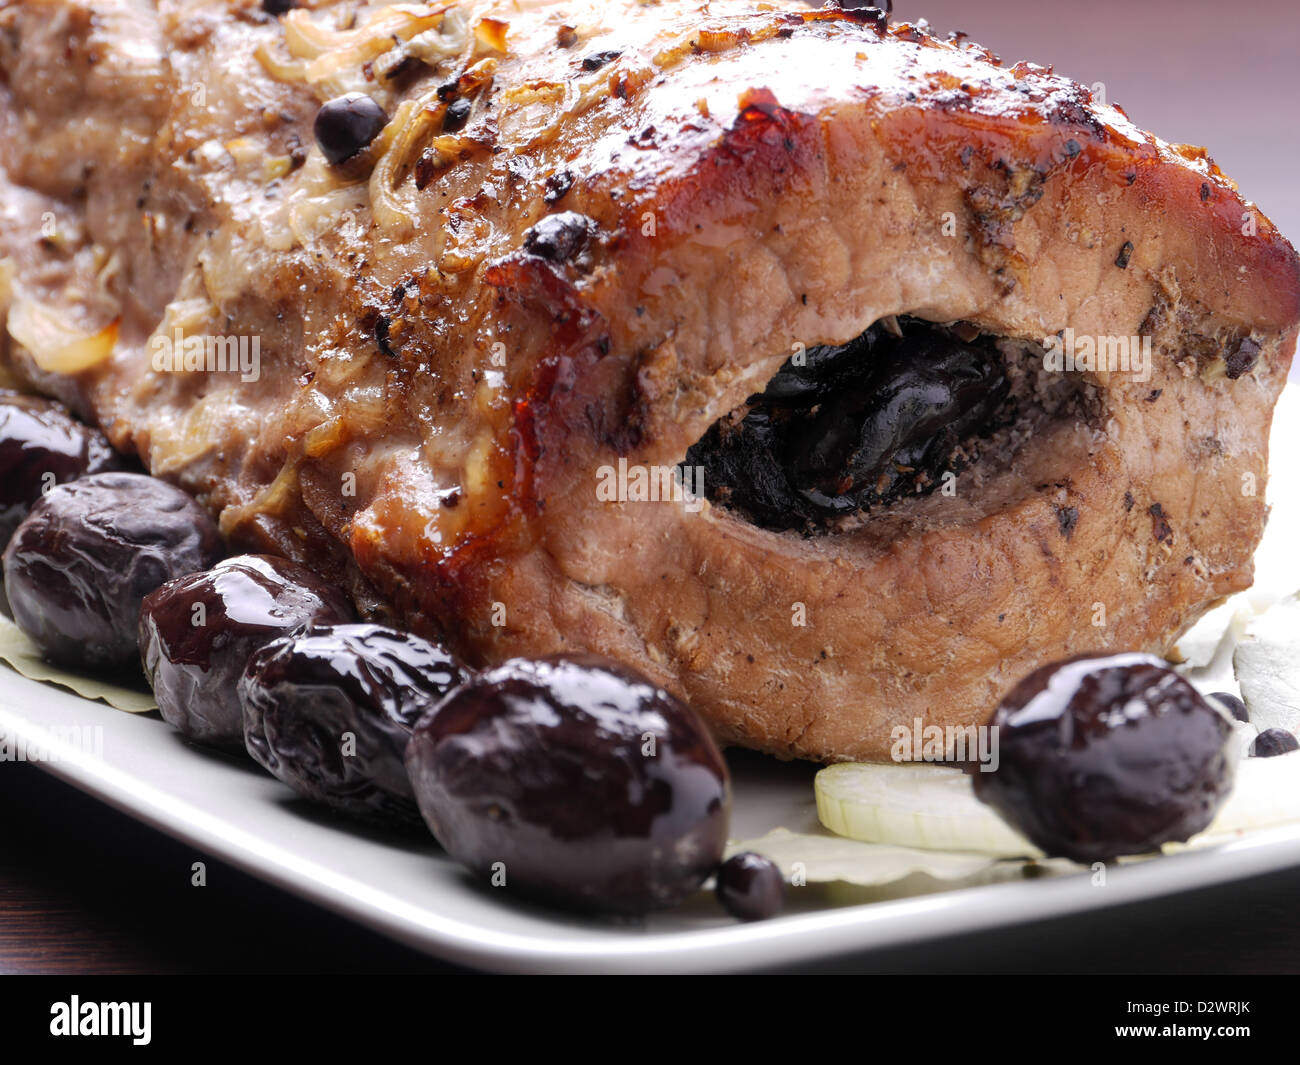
[140,555,354,750]
[1250,728,1298,758]
[1209,691,1250,723]
[0,391,121,612]
[240,624,467,824]
[683,318,1011,530]
[715,851,786,921]
[3,472,223,672]
[973,653,1235,862]
[404,654,730,914]
[314,94,388,165]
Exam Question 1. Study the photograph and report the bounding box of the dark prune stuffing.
[2,472,223,672]
[789,330,1009,508]
[0,391,122,611]
[240,624,467,825]
[716,852,786,922]
[1250,728,1298,758]
[683,317,1011,530]
[405,654,730,914]
[1209,691,1249,723]
[974,653,1235,862]
[139,555,354,751]
[314,94,388,165]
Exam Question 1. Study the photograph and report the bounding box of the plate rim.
[6,685,1300,973]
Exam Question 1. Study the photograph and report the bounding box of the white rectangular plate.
[3,388,1300,974]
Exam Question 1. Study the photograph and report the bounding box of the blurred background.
[891,0,1299,244]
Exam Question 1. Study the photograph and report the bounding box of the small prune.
[1250,728,1299,758]
[140,555,354,750]
[240,624,467,824]
[2,473,223,672]
[1209,691,1250,723]
[404,655,731,914]
[580,49,622,72]
[0,392,121,612]
[973,653,1235,863]
[788,329,1009,513]
[716,852,786,922]
[522,211,597,263]
[314,94,388,165]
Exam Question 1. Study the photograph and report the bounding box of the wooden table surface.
[3,760,1299,974]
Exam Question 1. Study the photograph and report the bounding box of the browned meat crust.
[1,0,1297,761]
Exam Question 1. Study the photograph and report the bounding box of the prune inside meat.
[682,317,1012,530]
[240,624,467,825]
[973,653,1235,862]
[404,654,731,914]
[2,472,223,672]
[140,555,354,751]
[0,392,122,614]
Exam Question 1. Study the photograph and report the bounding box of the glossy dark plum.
[1209,691,1250,723]
[0,391,121,544]
[2,473,223,672]
[1250,728,1299,758]
[0,392,121,612]
[683,318,1010,530]
[139,555,354,750]
[973,653,1235,862]
[405,654,731,914]
[715,852,786,922]
[240,624,467,824]
[314,94,388,164]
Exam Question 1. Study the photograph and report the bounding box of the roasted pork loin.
[1,0,1297,761]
